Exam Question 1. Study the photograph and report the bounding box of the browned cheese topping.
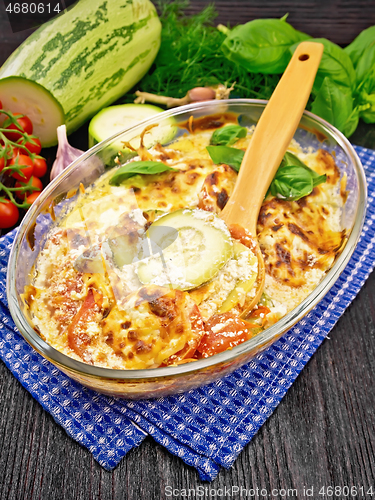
[258,150,346,287]
[257,150,345,287]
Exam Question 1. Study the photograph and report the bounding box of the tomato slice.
[197,312,253,358]
[164,302,205,365]
[248,305,270,318]
[67,288,103,363]
[228,223,257,252]
[247,305,271,326]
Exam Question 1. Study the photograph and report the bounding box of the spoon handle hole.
[299,54,310,61]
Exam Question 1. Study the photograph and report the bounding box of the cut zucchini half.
[88,104,177,151]
[0,76,65,147]
[136,208,234,290]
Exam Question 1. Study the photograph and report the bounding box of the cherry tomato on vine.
[0,153,6,173]
[0,200,19,228]
[26,192,41,205]
[30,176,43,192]
[19,136,41,155]
[4,113,33,142]
[11,146,26,159]
[9,154,34,181]
[15,176,43,199]
[11,147,20,158]
[0,145,14,172]
[32,157,47,178]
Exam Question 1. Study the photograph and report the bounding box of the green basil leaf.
[110,161,177,185]
[221,17,309,75]
[269,154,326,201]
[359,70,375,95]
[281,152,325,184]
[281,151,307,168]
[359,93,375,124]
[344,26,375,68]
[270,166,313,200]
[210,124,247,146]
[311,77,354,136]
[206,146,245,171]
[291,38,356,95]
[310,171,327,188]
[343,106,361,136]
[207,146,326,201]
[355,43,375,89]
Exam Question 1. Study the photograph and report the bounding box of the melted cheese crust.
[258,149,346,312]
[25,124,347,368]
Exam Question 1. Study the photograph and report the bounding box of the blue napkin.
[1,145,374,481]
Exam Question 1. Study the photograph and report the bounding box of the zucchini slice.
[218,241,258,313]
[0,76,65,147]
[88,104,176,150]
[136,208,234,290]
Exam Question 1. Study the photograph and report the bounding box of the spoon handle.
[220,41,324,236]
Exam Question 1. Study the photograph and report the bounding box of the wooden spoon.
[220,41,324,317]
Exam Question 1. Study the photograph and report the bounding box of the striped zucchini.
[0,0,161,146]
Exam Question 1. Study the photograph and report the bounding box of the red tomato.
[4,113,33,141]
[197,312,253,358]
[247,305,271,326]
[15,176,43,199]
[32,157,47,178]
[9,155,34,182]
[26,192,41,205]
[0,155,5,173]
[0,145,15,174]
[11,146,28,159]
[9,154,34,181]
[0,200,19,228]
[228,224,257,252]
[11,147,21,158]
[19,136,41,155]
[30,175,43,191]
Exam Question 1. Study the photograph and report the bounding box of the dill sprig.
[123,1,281,102]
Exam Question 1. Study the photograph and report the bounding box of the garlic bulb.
[50,125,85,181]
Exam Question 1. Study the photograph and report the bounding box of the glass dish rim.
[6,98,368,381]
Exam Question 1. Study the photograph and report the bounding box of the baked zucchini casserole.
[23,114,347,369]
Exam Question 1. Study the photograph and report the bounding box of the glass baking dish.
[6,99,367,398]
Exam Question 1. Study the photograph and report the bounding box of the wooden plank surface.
[1,0,375,50]
[0,2,375,499]
[186,0,375,46]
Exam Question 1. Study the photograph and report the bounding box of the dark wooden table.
[1,2,375,499]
